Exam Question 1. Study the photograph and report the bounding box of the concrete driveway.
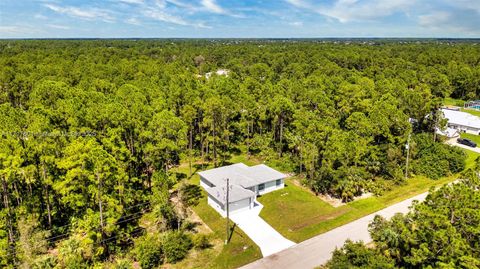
[230,203,296,257]
[445,137,480,153]
[240,192,429,269]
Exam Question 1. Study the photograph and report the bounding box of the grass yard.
[463,146,480,169]
[461,108,480,117]
[258,174,458,243]
[443,97,464,107]
[460,133,480,148]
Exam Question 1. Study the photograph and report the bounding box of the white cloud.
[289,21,303,26]
[0,25,38,35]
[126,17,142,25]
[201,0,225,14]
[0,26,25,34]
[44,4,115,23]
[163,0,243,17]
[143,9,187,25]
[285,0,309,8]
[418,9,480,35]
[118,0,144,4]
[327,0,413,22]
[143,7,210,28]
[285,0,413,22]
[165,0,194,9]
[418,11,450,27]
[46,24,70,30]
[34,14,48,20]
[449,0,480,13]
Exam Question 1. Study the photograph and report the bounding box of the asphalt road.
[239,192,429,269]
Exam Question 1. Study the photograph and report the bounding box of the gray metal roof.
[205,184,255,205]
[198,163,286,188]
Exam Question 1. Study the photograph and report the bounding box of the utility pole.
[225,178,230,245]
[433,110,439,142]
[405,133,411,181]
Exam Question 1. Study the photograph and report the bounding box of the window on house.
[276,179,282,186]
[258,183,265,191]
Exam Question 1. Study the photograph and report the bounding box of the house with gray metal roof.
[198,163,287,217]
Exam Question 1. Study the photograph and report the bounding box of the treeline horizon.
[2,38,480,41]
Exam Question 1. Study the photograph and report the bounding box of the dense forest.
[0,39,479,267]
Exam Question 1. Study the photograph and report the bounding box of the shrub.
[326,240,395,269]
[193,234,211,250]
[132,234,163,269]
[412,133,466,179]
[162,231,193,263]
[113,258,133,269]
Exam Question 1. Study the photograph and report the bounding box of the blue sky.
[1,0,479,38]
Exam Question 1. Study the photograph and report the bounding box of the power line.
[43,206,151,243]
[4,220,158,258]
[3,201,155,259]
[40,200,151,233]
[4,203,153,249]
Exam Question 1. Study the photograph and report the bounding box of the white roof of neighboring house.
[435,127,459,138]
[205,184,255,205]
[442,108,480,129]
[198,163,286,189]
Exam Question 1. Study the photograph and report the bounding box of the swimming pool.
[466,105,480,110]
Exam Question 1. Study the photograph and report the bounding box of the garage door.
[229,198,251,213]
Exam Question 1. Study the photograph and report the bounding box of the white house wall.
[207,195,253,218]
[200,176,214,189]
[207,195,226,217]
[448,123,480,135]
[258,179,284,195]
[229,198,252,214]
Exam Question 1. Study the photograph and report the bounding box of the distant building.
[205,69,229,79]
[198,163,286,217]
[441,108,480,134]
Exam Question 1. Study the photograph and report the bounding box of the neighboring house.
[205,69,229,79]
[442,108,480,134]
[435,127,459,138]
[198,163,286,217]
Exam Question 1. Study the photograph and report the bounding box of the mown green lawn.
[460,133,480,148]
[461,108,480,117]
[464,147,480,168]
[443,97,464,107]
[258,174,459,243]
